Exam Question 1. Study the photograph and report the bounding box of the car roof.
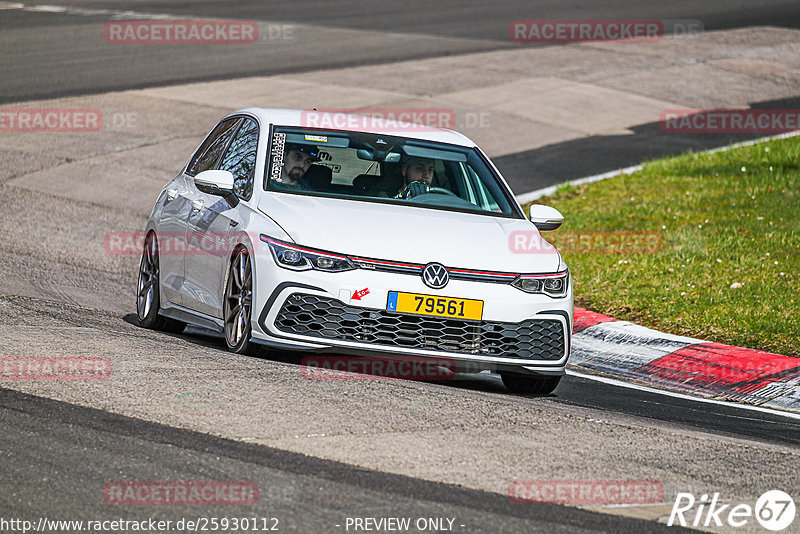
[231,107,477,147]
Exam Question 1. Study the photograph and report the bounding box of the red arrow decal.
[351,288,370,301]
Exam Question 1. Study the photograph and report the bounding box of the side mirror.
[194,170,235,196]
[529,205,564,231]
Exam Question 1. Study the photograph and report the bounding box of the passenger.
[273,143,320,190]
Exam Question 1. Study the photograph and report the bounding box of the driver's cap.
[402,155,434,167]
[285,143,321,161]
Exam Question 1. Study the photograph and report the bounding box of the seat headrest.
[304,164,333,188]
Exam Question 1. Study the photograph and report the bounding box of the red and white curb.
[569,308,800,415]
[515,134,800,415]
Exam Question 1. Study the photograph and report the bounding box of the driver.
[273,143,320,190]
[395,156,435,199]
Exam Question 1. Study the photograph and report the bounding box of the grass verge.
[525,136,799,357]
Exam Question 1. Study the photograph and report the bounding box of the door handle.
[166,188,178,201]
[191,199,204,212]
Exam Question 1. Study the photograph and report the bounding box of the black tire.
[501,372,561,395]
[136,232,185,333]
[223,247,254,355]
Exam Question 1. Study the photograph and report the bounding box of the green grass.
[525,137,800,357]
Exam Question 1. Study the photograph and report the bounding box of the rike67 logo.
[668,490,795,531]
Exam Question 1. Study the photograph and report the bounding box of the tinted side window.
[188,118,242,176]
[219,118,258,199]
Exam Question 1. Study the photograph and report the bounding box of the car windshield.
[264,127,522,218]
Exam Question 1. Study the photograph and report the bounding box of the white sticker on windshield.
[270,132,286,182]
[305,134,328,143]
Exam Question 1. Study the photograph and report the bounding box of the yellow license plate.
[386,291,483,321]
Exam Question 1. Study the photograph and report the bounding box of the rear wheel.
[136,232,185,333]
[501,372,561,395]
[223,247,254,354]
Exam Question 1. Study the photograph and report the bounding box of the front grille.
[274,294,565,360]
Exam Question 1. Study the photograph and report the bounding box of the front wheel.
[223,247,254,354]
[501,372,561,395]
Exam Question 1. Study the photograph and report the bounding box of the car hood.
[257,193,561,273]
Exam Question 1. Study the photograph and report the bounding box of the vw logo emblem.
[422,263,449,289]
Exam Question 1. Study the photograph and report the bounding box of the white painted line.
[567,368,800,420]
[516,130,800,204]
[516,164,642,204]
[15,2,222,20]
[27,4,67,12]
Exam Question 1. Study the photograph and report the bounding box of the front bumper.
[251,257,573,373]
[275,292,565,358]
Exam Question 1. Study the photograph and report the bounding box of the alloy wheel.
[224,248,253,349]
[137,233,159,321]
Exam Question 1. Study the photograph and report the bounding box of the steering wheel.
[399,182,457,199]
[426,186,458,197]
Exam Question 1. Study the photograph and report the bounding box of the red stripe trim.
[516,271,568,280]
[262,236,565,279]
[448,268,517,278]
[348,257,421,269]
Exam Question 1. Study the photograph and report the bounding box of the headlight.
[511,270,569,297]
[260,235,356,272]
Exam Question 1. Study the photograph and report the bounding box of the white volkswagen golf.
[137,108,572,394]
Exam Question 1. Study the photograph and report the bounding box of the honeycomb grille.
[274,294,565,360]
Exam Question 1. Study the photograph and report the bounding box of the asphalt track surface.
[1,386,695,534]
[1,297,798,533]
[2,358,798,532]
[5,0,800,102]
[2,2,800,532]
[4,3,800,189]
